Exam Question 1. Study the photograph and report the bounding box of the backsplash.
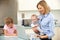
[17,10,60,27]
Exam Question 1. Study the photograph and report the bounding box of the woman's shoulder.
[48,13,55,20]
[50,13,54,17]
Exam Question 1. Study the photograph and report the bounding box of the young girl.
[4,17,17,36]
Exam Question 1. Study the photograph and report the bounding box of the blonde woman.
[35,0,55,40]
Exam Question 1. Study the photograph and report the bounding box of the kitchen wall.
[0,0,17,26]
[17,10,60,26]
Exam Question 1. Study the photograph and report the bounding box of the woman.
[36,0,55,40]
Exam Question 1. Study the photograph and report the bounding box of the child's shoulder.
[4,24,7,26]
[4,24,8,29]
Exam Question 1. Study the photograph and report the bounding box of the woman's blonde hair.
[5,17,13,25]
[37,0,50,14]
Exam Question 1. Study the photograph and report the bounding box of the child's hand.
[14,30,17,33]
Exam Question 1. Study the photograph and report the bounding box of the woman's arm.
[38,35,48,38]
[36,34,48,38]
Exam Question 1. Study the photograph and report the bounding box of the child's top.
[31,21,44,35]
[31,21,39,27]
[4,24,16,34]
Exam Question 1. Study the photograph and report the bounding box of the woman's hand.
[36,35,48,39]
[39,35,45,38]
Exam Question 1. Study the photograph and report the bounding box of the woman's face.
[37,4,45,15]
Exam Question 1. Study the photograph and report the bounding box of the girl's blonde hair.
[37,0,50,14]
[5,17,13,25]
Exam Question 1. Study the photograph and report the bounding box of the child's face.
[31,16,38,22]
[7,23,13,28]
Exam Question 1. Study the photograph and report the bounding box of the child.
[31,14,40,34]
[30,14,41,40]
[4,17,17,36]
